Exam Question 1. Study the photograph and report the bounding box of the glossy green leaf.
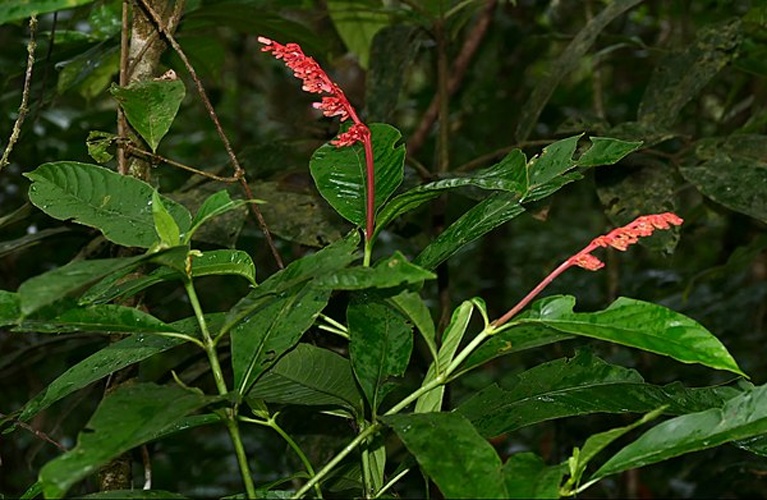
[109,79,186,152]
[348,293,413,412]
[0,0,96,25]
[457,350,739,438]
[231,282,332,397]
[562,408,665,495]
[315,251,434,290]
[591,383,767,483]
[327,0,389,69]
[414,192,525,270]
[152,190,181,247]
[382,412,507,498]
[502,453,566,499]
[310,123,405,226]
[248,343,363,416]
[25,162,192,248]
[222,232,359,335]
[386,290,438,366]
[511,295,744,376]
[374,149,527,238]
[17,304,181,334]
[81,249,256,305]
[39,383,210,498]
[415,300,475,413]
[17,254,146,316]
[576,137,644,167]
[19,333,186,422]
[528,135,582,187]
[187,190,257,243]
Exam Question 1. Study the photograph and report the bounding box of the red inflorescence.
[569,212,684,271]
[258,36,368,146]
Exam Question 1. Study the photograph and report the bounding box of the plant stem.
[292,423,382,499]
[225,416,257,499]
[363,238,373,267]
[363,134,376,244]
[240,415,323,499]
[492,260,573,328]
[184,278,256,499]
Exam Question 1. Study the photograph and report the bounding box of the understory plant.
[2,10,767,500]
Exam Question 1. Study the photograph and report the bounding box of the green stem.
[184,278,256,499]
[241,415,323,499]
[292,327,495,498]
[363,237,373,267]
[225,416,257,499]
[292,423,382,499]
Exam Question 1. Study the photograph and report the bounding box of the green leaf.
[248,343,363,416]
[457,350,739,438]
[109,78,186,152]
[528,135,582,187]
[222,232,359,335]
[638,18,742,129]
[512,295,744,376]
[0,290,21,326]
[374,149,527,237]
[187,190,257,243]
[366,24,420,122]
[414,192,525,270]
[86,131,117,164]
[230,282,332,397]
[0,0,96,25]
[515,0,644,141]
[415,300,475,413]
[386,290,438,367]
[17,254,146,316]
[25,162,192,248]
[502,453,566,499]
[680,153,767,224]
[17,304,182,334]
[81,249,257,304]
[576,137,643,167]
[327,0,389,69]
[563,408,665,495]
[152,190,181,247]
[382,412,507,498]
[310,123,405,227]
[19,333,186,422]
[590,383,767,484]
[347,293,413,412]
[39,383,210,498]
[57,44,119,99]
[314,251,435,290]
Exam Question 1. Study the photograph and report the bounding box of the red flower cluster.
[569,212,684,271]
[257,36,369,148]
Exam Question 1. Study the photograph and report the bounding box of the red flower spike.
[258,36,376,242]
[492,212,683,328]
[570,212,684,270]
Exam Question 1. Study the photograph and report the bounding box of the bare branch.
[1,16,38,172]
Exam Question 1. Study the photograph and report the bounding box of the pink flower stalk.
[492,212,683,328]
[258,37,376,240]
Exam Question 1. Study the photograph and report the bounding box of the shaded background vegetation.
[2,0,767,497]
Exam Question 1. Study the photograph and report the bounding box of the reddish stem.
[362,133,375,241]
